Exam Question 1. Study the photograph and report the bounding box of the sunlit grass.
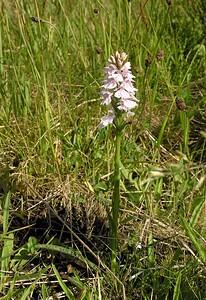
[0,0,206,299]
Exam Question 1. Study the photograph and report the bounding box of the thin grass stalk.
[0,23,3,77]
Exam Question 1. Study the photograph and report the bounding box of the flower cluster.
[99,51,139,129]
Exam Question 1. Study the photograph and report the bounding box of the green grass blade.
[20,277,41,300]
[3,191,11,233]
[180,215,206,263]
[0,232,14,293]
[52,263,75,300]
[147,231,155,266]
[189,197,206,227]
[173,271,182,300]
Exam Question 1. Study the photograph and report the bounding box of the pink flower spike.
[99,51,139,129]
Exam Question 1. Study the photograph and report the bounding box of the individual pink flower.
[98,51,139,128]
[118,99,138,111]
[120,78,137,93]
[114,88,131,99]
[100,90,113,105]
[98,108,115,129]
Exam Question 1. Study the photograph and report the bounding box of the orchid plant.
[99,52,138,272]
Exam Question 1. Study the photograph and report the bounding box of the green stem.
[111,123,122,273]
[180,111,189,155]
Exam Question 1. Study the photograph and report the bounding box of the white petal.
[100,90,113,105]
[98,110,115,129]
[103,78,117,89]
[118,99,138,111]
[120,79,137,93]
[114,88,130,99]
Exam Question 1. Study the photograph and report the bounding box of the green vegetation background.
[0,0,205,299]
